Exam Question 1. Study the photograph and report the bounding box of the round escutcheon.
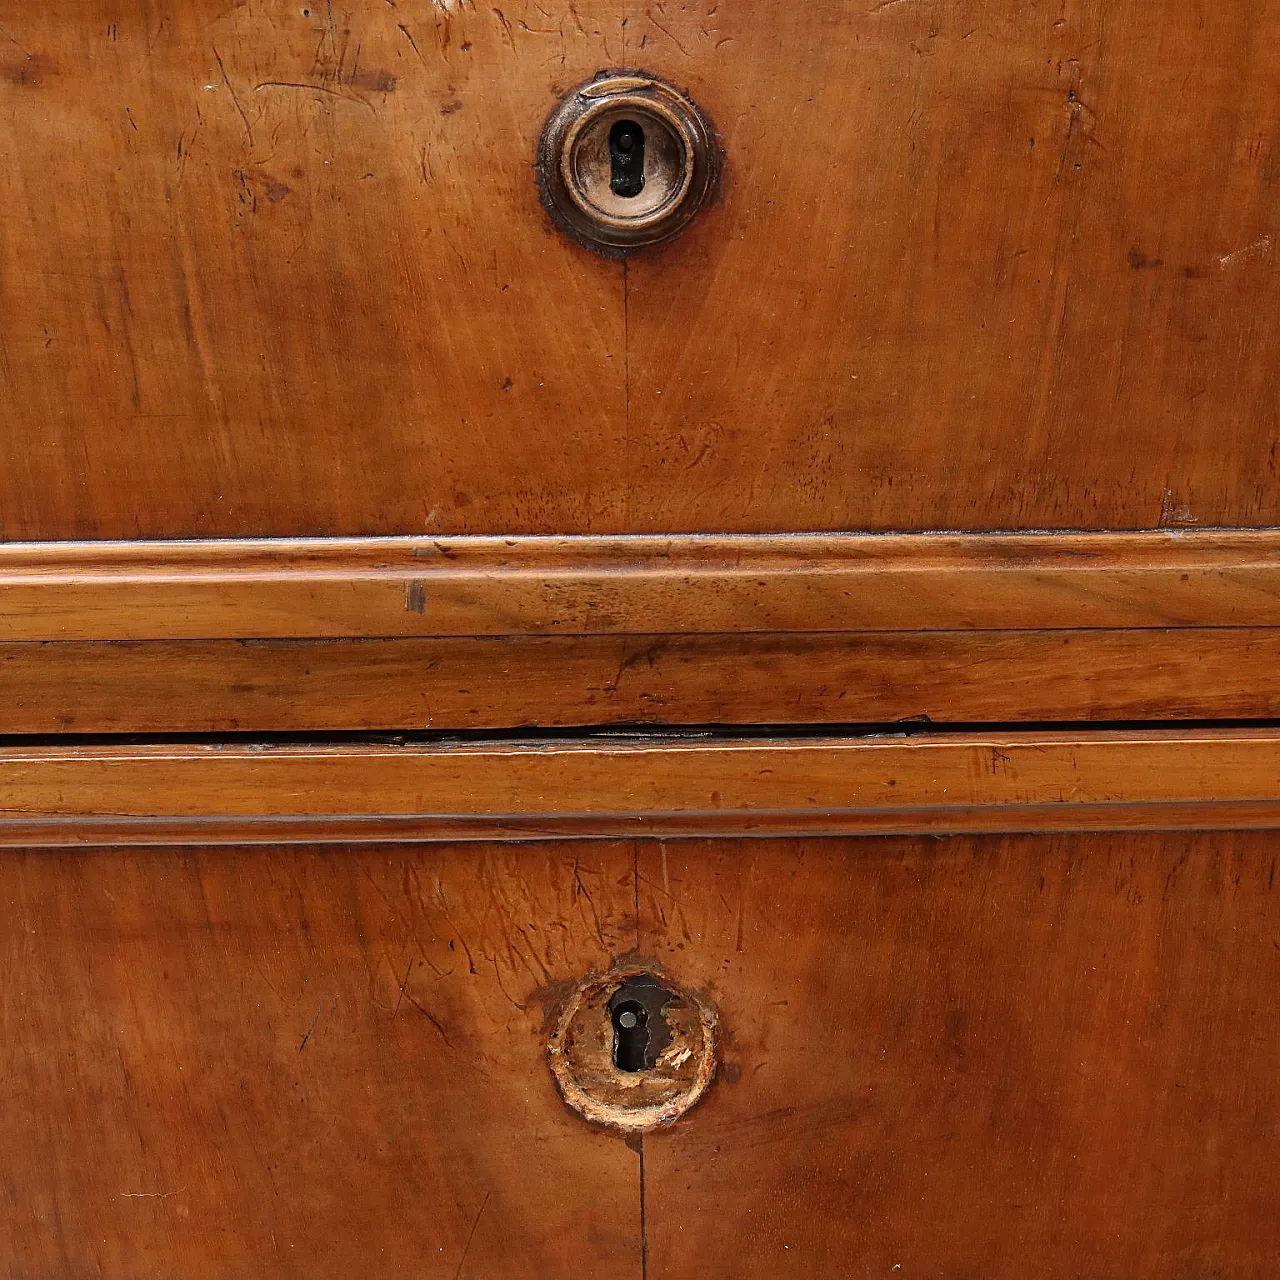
[537,72,720,257]
[548,964,717,1132]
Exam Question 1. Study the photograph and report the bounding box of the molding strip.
[3,629,1278,733]
[1,730,1279,845]
[2,531,1280,640]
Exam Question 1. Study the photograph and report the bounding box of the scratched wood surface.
[638,834,1280,1277]
[0,842,641,1279]
[7,834,1280,1277]
[2,2,1279,537]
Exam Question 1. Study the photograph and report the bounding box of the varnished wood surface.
[0,0,622,542]
[9,627,1280,734]
[6,531,1280,641]
[5,4,1279,1275]
[2,3,1279,537]
[0,842,641,1278]
[639,834,1280,1276]
[6,530,1280,732]
[7,833,1280,1276]
[2,731,1280,844]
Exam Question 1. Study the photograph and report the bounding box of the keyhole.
[612,999,649,1072]
[609,120,646,199]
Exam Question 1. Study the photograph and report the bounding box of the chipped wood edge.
[547,962,718,1133]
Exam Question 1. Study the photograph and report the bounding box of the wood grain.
[6,532,1280,640]
[11,833,1280,1276]
[627,1,1280,533]
[0,0,625,541]
[0,842,641,1279]
[7,4,1280,1275]
[9,627,1280,734]
[3,3,1280,536]
[638,834,1280,1276]
[0,731,1279,845]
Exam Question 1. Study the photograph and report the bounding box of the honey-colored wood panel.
[638,834,1280,1277]
[0,842,640,1278]
[9,627,1280,734]
[628,1,1280,532]
[4,5,1280,537]
[0,0,625,540]
[0,731,1278,845]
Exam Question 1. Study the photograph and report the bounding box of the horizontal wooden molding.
[4,630,1280,733]
[2,531,1280,640]
[2,730,1280,845]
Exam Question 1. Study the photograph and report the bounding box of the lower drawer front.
[4,835,1276,1277]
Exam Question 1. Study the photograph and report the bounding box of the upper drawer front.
[2,1,1276,539]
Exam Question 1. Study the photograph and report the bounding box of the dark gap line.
[7,524,1280,549]
[7,625,1280,649]
[1,718,1280,749]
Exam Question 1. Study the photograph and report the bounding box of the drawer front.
[2,1,1277,538]
[5,833,1277,1277]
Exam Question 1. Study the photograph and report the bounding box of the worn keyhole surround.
[549,963,717,1132]
[537,72,720,257]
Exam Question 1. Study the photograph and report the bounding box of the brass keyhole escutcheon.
[537,72,720,257]
[548,964,717,1132]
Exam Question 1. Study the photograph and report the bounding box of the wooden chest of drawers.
[3,2,1280,1275]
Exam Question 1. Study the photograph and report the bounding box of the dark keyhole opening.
[611,999,649,1072]
[609,119,646,199]
[608,974,677,1073]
